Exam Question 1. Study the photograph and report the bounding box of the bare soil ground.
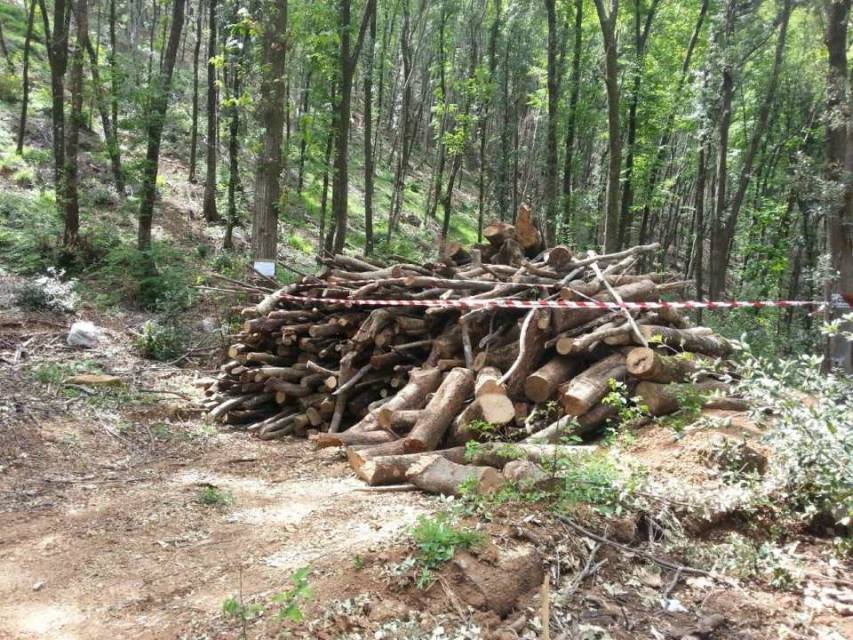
[1,282,851,640]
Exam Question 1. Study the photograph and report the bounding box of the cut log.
[475,366,505,397]
[638,326,733,357]
[552,280,658,334]
[626,347,706,383]
[447,394,516,445]
[559,353,627,416]
[311,430,396,449]
[404,368,475,452]
[635,380,732,416]
[356,447,468,485]
[406,455,505,497]
[514,204,542,255]
[483,222,516,247]
[545,245,573,270]
[347,367,442,433]
[376,408,422,432]
[523,356,584,402]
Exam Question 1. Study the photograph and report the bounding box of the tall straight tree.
[38,0,70,238]
[16,0,38,154]
[63,0,87,246]
[593,0,621,251]
[543,0,560,246]
[202,0,219,222]
[137,0,187,250]
[561,0,582,234]
[327,0,376,254]
[251,0,287,272]
[823,0,852,372]
[363,6,376,254]
[188,0,203,183]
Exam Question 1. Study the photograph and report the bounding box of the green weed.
[271,566,312,622]
[196,485,233,507]
[410,513,483,588]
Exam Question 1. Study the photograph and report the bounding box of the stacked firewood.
[205,212,744,494]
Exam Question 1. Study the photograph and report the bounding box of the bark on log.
[347,367,442,433]
[356,447,468,485]
[635,380,732,416]
[524,356,584,402]
[638,326,733,357]
[626,347,706,383]
[376,408,422,432]
[406,455,505,497]
[559,353,627,416]
[404,367,475,452]
[311,429,395,449]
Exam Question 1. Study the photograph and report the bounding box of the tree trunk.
[386,0,412,241]
[0,19,13,71]
[328,0,377,254]
[136,0,187,250]
[543,0,560,246]
[16,0,38,154]
[188,0,202,183]
[560,0,583,235]
[224,38,245,250]
[64,0,86,247]
[83,35,124,196]
[202,0,219,223]
[363,8,376,254]
[108,0,118,135]
[823,0,853,372]
[250,0,287,269]
[296,68,311,194]
[593,0,621,252]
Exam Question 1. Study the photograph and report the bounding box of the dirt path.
[0,307,434,639]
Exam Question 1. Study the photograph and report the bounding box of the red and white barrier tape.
[278,293,837,312]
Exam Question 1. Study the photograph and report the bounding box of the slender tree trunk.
[296,68,311,194]
[363,9,376,254]
[0,19,13,71]
[638,0,707,246]
[224,36,246,250]
[251,0,287,268]
[386,0,412,242]
[543,0,559,246]
[16,0,38,154]
[617,0,660,248]
[188,0,202,183]
[708,3,736,299]
[84,35,125,195]
[714,0,793,292]
[39,0,69,233]
[318,104,335,256]
[823,0,853,372]
[328,0,376,254]
[593,0,621,252]
[476,0,500,242]
[137,0,187,250]
[561,0,583,236]
[64,0,87,247]
[108,0,118,134]
[202,0,219,222]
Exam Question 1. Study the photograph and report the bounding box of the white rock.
[67,321,101,349]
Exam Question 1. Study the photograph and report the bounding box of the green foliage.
[33,360,102,386]
[287,231,313,255]
[410,513,483,589]
[271,566,312,622]
[134,320,190,362]
[733,352,853,527]
[602,379,649,424]
[196,485,233,507]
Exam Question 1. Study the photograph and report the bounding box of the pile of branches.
[205,211,745,495]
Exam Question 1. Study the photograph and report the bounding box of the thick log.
[404,368,475,453]
[472,342,518,372]
[514,204,542,255]
[552,280,658,334]
[376,408,422,432]
[502,309,550,398]
[346,439,410,473]
[524,356,584,402]
[311,430,395,449]
[447,394,516,446]
[356,447,468,485]
[475,366,505,397]
[347,367,442,433]
[559,353,627,416]
[406,455,505,497]
[483,222,516,247]
[638,326,733,357]
[635,380,732,416]
[545,245,573,270]
[626,347,705,383]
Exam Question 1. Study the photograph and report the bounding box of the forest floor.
[1,284,852,639]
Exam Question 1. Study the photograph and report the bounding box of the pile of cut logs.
[206,212,744,495]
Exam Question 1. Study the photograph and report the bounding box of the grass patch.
[196,485,233,507]
[411,513,483,588]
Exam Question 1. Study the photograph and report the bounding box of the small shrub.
[196,485,233,507]
[14,269,79,312]
[271,566,312,622]
[134,320,190,362]
[410,513,483,588]
[287,232,312,255]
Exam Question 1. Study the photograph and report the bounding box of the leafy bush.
[14,268,79,312]
[410,513,482,588]
[733,352,853,527]
[196,485,233,507]
[134,319,190,361]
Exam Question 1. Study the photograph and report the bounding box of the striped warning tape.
[278,293,840,312]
